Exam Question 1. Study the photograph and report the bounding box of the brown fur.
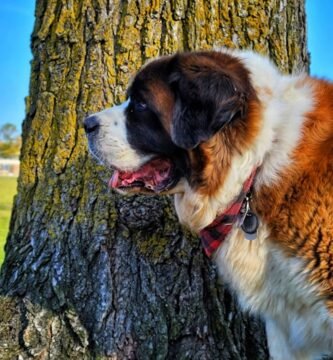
[196,98,262,195]
[253,78,333,307]
[146,80,175,133]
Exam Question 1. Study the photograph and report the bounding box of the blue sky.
[0,2,35,133]
[306,0,333,80]
[0,1,332,133]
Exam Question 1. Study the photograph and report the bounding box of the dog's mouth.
[109,157,179,193]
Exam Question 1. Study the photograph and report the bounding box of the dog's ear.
[168,53,249,149]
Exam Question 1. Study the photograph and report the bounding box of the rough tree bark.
[0,0,308,359]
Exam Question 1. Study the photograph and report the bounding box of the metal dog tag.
[241,211,258,240]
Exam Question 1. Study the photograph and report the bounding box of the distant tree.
[0,123,17,142]
[0,123,21,158]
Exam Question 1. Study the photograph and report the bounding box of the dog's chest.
[213,226,332,349]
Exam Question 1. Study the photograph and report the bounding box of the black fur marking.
[125,89,190,181]
[168,53,249,149]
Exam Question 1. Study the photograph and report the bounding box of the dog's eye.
[134,102,148,112]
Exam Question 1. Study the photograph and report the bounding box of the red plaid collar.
[199,170,256,257]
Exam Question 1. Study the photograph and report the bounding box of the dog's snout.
[84,115,100,134]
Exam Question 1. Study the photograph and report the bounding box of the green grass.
[0,176,17,265]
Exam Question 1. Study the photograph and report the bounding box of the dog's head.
[84,51,259,196]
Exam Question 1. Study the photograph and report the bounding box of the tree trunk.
[0,0,308,359]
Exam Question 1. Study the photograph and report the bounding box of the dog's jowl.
[85,49,333,360]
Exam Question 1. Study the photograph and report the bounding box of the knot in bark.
[117,196,165,230]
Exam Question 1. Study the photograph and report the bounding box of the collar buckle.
[238,193,251,227]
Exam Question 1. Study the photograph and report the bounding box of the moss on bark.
[1,0,308,358]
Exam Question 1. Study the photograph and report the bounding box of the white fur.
[87,100,152,171]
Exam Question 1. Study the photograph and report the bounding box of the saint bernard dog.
[84,49,333,360]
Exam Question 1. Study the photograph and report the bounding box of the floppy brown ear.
[168,52,250,149]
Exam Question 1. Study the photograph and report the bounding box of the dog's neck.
[174,150,259,233]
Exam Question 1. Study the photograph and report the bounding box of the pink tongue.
[109,158,172,190]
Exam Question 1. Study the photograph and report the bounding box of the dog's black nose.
[84,115,100,134]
